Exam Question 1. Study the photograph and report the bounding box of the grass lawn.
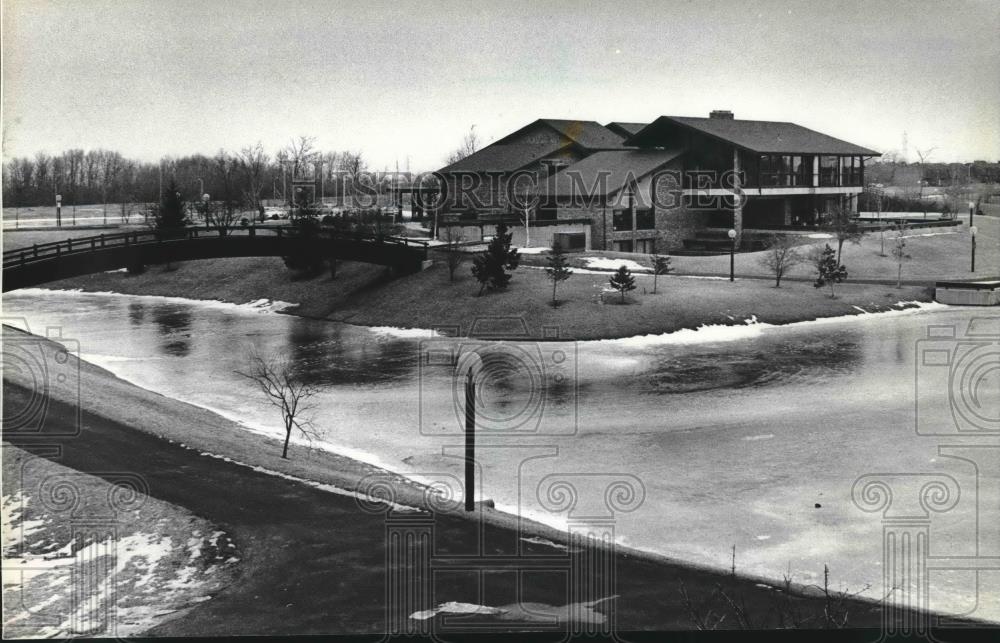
[41,256,393,319]
[3,226,147,252]
[518,218,998,284]
[330,261,931,340]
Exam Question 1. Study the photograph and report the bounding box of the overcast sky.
[3,0,998,169]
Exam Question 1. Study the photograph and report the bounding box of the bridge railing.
[3,225,428,269]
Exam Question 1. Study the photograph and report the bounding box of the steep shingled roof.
[538,148,685,197]
[495,119,629,150]
[626,116,880,155]
[605,122,649,138]
[437,144,576,174]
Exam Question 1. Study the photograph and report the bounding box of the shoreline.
[2,317,980,631]
[8,278,945,343]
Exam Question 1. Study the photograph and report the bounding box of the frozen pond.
[3,290,998,622]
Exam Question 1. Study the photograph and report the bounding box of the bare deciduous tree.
[442,226,465,282]
[446,125,479,165]
[285,135,317,180]
[891,223,912,289]
[758,235,802,287]
[819,203,866,263]
[236,348,319,459]
[238,142,270,219]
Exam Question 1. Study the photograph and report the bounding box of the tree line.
[1,137,374,210]
[867,159,1000,186]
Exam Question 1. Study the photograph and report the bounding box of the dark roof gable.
[605,122,649,138]
[538,148,684,197]
[626,116,880,156]
[495,119,629,150]
[437,144,575,174]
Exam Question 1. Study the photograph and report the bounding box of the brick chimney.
[709,110,734,120]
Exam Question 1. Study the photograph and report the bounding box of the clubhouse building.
[432,111,879,254]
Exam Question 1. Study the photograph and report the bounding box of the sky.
[2,0,999,170]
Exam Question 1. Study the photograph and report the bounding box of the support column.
[853,473,960,635]
[783,198,793,226]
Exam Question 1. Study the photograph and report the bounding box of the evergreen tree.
[471,221,520,295]
[609,265,636,303]
[545,240,573,306]
[154,180,188,232]
[651,254,673,294]
[813,244,847,298]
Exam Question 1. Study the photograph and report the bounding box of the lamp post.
[969,201,975,227]
[458,351,483,512]
[970,226,977,273]
[728,228,737,281]
[55,194,62,227]
[202,193,211,230]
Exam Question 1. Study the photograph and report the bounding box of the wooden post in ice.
[464,366,475,512]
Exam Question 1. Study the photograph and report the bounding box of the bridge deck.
[3,225,428,292]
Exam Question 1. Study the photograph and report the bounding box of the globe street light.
[728,228,737,282]
[970,225,977,273]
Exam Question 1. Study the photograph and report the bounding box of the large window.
[635,209,655,230]
[612,209,632,232]
[840,156,862,186]
[819,156,839,187]
[759,154,811,187]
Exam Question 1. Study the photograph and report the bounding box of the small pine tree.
[813,244,847,298]
[545,240,573,306]
[891,223,912,288]
[651,254,673,294]
[609,265,636,303]
[154,180,188,233]
[471,221,520,295]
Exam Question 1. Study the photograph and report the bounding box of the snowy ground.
[2,448,238,638]
[581,256,653,273]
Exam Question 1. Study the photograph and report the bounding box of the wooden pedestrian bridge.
[2,226,429,292]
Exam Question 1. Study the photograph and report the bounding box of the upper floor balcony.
[681,154,866,192]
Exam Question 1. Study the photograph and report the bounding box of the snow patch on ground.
[582,257,652,272]
[410,596,619,623]
[3,480,235,637]
[516,246,550,254]
[368,325,439,339]
[597,301,949,348]
[13,289,299,314]
[520,536,573,552]
[902,231,960,239]
[411,602,506,620]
